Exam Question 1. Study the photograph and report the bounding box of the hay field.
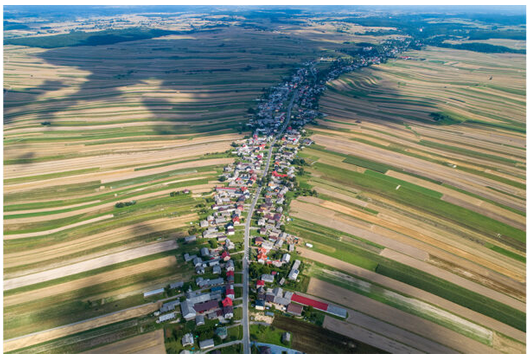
[291,46,525,353]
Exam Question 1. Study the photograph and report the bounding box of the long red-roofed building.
[291,294,328,311]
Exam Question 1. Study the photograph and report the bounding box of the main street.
[241,90,298,354]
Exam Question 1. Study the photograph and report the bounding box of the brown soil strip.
[82,329,166,354]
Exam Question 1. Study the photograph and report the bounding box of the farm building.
[290,293,328,311]
[143,288,164,298]
[261,274,274,283]
[199,339,215,350]
[160,299,180,313]
[327,304,347,318]
[157,312,176,323]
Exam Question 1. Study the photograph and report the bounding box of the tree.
[218,175,227,182]
[209,239,218,248]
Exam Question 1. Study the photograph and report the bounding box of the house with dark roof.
[193,300,219,314]
[286,303,303,316]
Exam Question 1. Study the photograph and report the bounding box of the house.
[182,333,194,347]
[282,332,291,344]
[201,247,210,258]
[225,259,235,271]
[208,259,220,267]
[196,314,205,326]
[254,237,264,246]
[184,235,197,243]
[221,251,231,261]
[255,299,265,310]
[212,265,222,275]
[256,280,265,288]
[169,281,184,290]
[184,253,195,262]
[261,274,274,283]
[196,266,205,275]
[281,253,291,263]
[194,300,220,314]
[223,306,234,319]
[193,257,203,268]
[200,220,209,228]
[287,303,303,316]
[181,300,196,320]
[157,312,176,323]
[215,327,228,340]
[199,339,215,350]
[261,241,274,250]
[222,297,233,307]
[226,288,235,300]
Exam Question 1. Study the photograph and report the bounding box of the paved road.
[241,91,297,354]
[204,340,242,353]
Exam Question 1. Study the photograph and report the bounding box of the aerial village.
[145,37,414,354]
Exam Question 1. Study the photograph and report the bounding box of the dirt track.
[3,303,159,352]
[4,240,179,291]
[308,279,497,353]
[83,329,166,354]
[299,248,526,343]
[4,256,177,307]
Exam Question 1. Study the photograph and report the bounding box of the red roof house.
[222,297,233,307]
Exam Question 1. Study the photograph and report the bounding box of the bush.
[115,200,136,208]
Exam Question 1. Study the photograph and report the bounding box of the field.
[290,45,526,353]
[4,6,526,354]
[83,329,166,354]
[3,13,384,351]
